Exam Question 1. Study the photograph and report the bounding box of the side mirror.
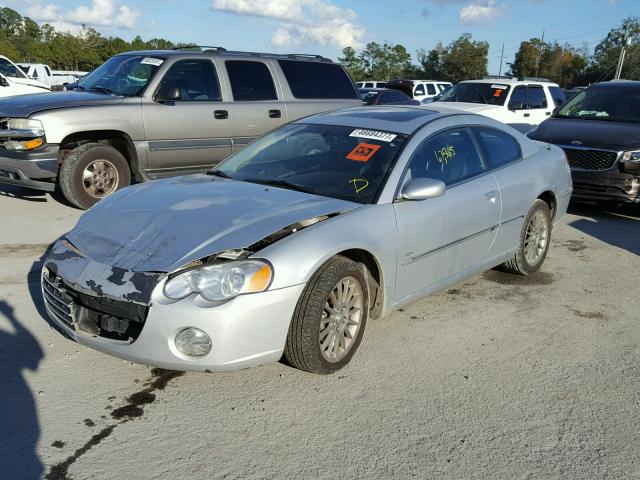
[0,77,8,87]
[155,85,181,102]
[552,106,561,116]
[401,178,446,201]
[509,101,525,111]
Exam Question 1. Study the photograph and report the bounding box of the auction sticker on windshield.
[347,143,381,162]
[350,129,397,143]
[141,57,164,66]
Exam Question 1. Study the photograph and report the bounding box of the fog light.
[175,328,211,357]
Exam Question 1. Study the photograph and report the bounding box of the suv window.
[414,84,425,96]
[159,59,221,101]
[548,86,566,107]
[509,86,527,109]
[527,85,547,109]
[45,66,52,76]
[426,84,436,95]
[474,127,521,167]
[226,61,277,101]
[383,90,410,104]
[278,60,358,99]
[364,82,373,88]
[407,128,486,186]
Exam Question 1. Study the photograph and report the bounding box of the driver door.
[394,127,500,303]
[142,59,232,177]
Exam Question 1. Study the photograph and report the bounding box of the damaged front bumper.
[42,239,304,372]
[0,144,59,191]
[571,169,640,204]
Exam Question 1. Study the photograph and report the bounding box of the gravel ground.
[0,184,639,480]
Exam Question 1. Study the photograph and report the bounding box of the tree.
[416,43,446,79]
[338,46,365,80]
[587,16,640,82]
[339,42,413,81]
[439,33,488,83]
[508,39,587,86]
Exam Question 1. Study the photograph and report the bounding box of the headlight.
[7,118,43,131]
[164,260,273,302]
[621,150,640,163]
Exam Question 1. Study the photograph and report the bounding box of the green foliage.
[339,42,413,81]
[438,34,489,84]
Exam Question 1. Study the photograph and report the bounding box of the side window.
[426,84,436,95]
[407,128,486,186]
[45,66,52,76]
[474,127,522,168]
[278,60,358,99]
[158,59,221,101]
[376,82,387,88]
[32,69,39,79]
[364,82,373,88]
[414,84,425,96]
[226,60,277,101]
[527,85,547,109]
[508,86,527,110]
[548,86,566,107]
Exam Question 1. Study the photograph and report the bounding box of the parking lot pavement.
[0,185,638,480]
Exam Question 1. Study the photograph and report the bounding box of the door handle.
[269,109,282,118]
[523,113,530,118]
[214,110,229,119]
[545,111,551,116]
[484,190,499,202]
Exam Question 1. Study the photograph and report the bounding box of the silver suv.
[0,47,361,208]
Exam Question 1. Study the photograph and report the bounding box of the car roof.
[116,49,335,63]
[461,78,559,86]
[297,105,473,135]
[591,80,640,90]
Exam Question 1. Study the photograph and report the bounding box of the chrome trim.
[232,137,257,147]
[0,128,45,138]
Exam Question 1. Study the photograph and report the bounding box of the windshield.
[436,82,510,106]
[0,58,28,79]
[76,55,164,97]
[215,123,407,204]
[556,87,640,124]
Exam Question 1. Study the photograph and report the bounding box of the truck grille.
[42,268,149,342]
[562,147,618,171]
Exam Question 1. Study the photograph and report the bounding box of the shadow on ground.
[567,202,640,256]
[0,184,76,208]
[0,300,44,480]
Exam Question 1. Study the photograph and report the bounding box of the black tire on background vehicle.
[501,199,552,275]
[59,143,131,209]
[284,256,369,374]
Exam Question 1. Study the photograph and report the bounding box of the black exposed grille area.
[563,148,618,171]
[42,268,149,342]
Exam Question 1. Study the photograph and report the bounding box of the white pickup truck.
[0,56,50,97]
[17,63,86,90]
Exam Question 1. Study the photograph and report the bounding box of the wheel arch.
[59,130,139,176]
[537,190,557,221]
[335,248,385,319]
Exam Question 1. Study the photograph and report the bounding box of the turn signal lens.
[5,137,43,150]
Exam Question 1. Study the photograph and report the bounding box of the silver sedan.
[41,106,572,374]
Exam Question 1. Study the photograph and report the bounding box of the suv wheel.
[59,143,131,209]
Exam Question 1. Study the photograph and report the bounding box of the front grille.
[562,147,618,171]
[42,269,75,328]
[42,268,149,342]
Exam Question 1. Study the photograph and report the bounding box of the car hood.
[529,117,640,151]
[432,102,502,114]
[10,77,50,90]
[0,90,124,117]
[66,175,360,273]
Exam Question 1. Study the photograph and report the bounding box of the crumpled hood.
[67,175,359,273]
[433,101,501,114]
[529,117,640,151]
[0,90,123,117]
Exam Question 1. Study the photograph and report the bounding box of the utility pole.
[498,41,505,76]
[614,26,631,79]
[534,28,545,78]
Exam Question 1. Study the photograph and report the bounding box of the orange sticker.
[346,143,381,162]
[493,89,504,97]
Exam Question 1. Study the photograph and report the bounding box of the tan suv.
[0,47,361,208]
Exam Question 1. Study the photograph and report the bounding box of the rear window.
[226,61,277,101]
[548,86,566,107]
[278,60,358,99]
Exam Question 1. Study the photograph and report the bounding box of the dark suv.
[529,80,640,204]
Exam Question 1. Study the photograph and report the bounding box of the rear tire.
[284,256,369,374]
[501,199,552,275]
[59,143,131,209]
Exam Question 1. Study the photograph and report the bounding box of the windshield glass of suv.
[436,82,511,106]
[0,58,28,79]
[556,87,640,124]
[77,55,164,96]
[215,123,407,204]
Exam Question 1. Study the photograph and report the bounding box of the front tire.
[501,199,552,275]
[59,143,131,209]
[284,256,369,374]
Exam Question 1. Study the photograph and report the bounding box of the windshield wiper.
[241,177,315,195]
[89,86,116,95]
[207,169,232,179]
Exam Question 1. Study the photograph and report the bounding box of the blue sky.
[7,0,639,73]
